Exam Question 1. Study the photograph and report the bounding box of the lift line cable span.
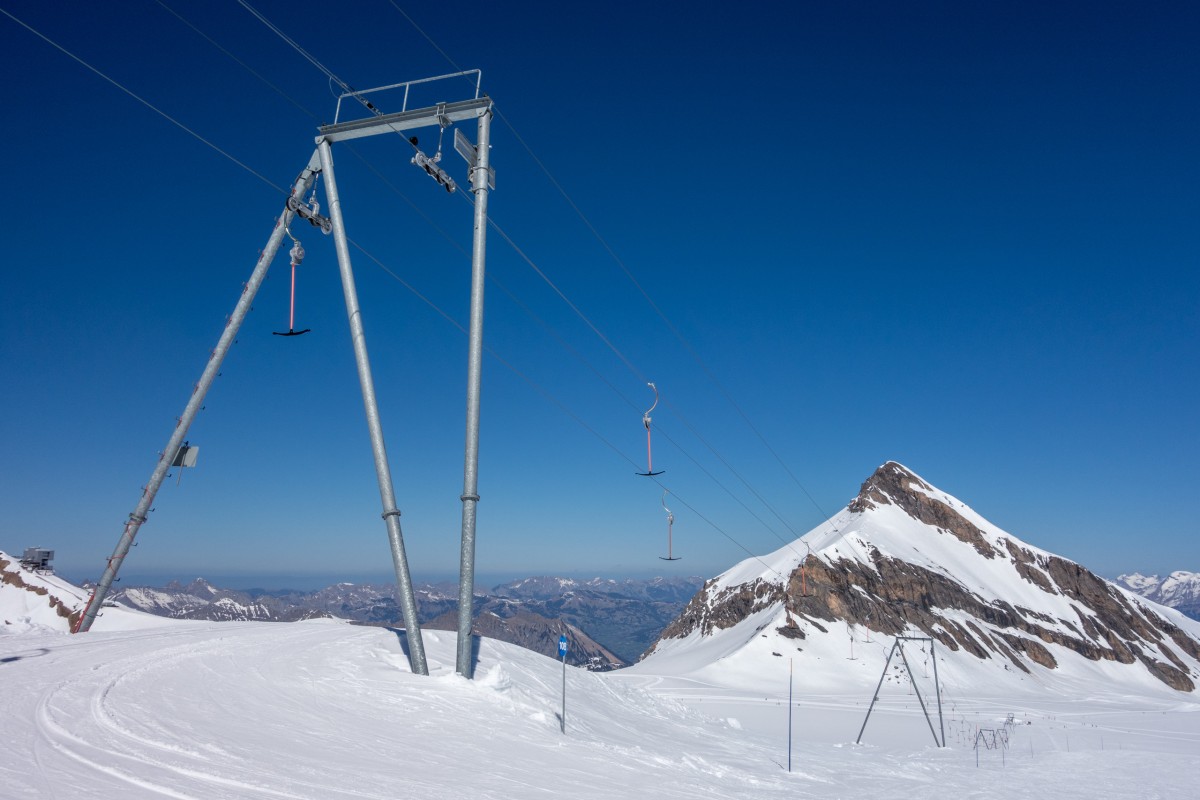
[226,2,814,554]
[383,3,837,526]
[152,0,317,123]
[349,6,814,524]
[0,6,284,195]
[18,4,797,587]
[159,0,465,261]
[161,0,833,565]
[350,235,786,579]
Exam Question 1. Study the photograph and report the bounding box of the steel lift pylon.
[75,73,494,682]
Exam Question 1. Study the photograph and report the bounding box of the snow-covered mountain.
[1115,571,1200,620]
[1,551,83,633]
[110,579,331,622]
[1,551,174,635]
[641,462,1200,695]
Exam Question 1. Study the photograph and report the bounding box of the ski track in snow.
[4,621,1200,799]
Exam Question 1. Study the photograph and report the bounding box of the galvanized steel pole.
[896,639,941,747]
[317,137,428,676]
[455,107,492,678]
[856,641,896,744]
[73,152,323,633]
[931,639,945,746]
[788,658,793,771]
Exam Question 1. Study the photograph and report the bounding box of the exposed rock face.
[1,556,81,630]
[657,578,784,641]
[849,462,997,558]
[649,462,1200,693]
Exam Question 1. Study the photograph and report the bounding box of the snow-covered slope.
[638,462,1200,698]
[2,551,181,635]
[1117,571,1200,620]
[4,615,1199,798]
[1,552,84,633]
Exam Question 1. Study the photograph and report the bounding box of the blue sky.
[1,1,1196,588]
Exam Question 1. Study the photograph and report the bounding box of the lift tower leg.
[317,137,428,676]
[73,152,324,634]
[455,107,492,678]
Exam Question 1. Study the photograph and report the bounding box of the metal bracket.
[286,196,332,234]
[454,128,495,191]
[435,103,451,130]
[412,149,458,193]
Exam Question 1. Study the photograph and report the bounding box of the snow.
[1121,570,1200,606]
[5,488,1200,800]
[1,555,176,635]
[3,619,1199,798]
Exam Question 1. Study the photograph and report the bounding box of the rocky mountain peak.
[645,465,1200,694]
[849,461,998,558]
[849,461,922,510]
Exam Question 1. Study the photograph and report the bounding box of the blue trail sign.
[559,633,568,733]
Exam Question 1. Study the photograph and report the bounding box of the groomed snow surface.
[4,617,1199,799]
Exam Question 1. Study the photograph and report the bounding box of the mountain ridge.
[1115,571,1200,621]
[3,555,701,668]
[98,571,703,667]
[643,461,1200,694]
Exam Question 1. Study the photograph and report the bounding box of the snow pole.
[856,640,898,744]
[559,633,568,734]
[931,639,945,747]
[895,639,940,747]
[788,658,793,772]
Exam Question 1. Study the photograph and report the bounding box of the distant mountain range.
[1115,572,1200,621]
[102,574,704,669]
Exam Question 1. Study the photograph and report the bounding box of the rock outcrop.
[1,555,82,630]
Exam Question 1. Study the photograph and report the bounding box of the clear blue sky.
[1,1,1196,588]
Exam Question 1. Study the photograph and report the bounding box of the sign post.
[558,634,568,734]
